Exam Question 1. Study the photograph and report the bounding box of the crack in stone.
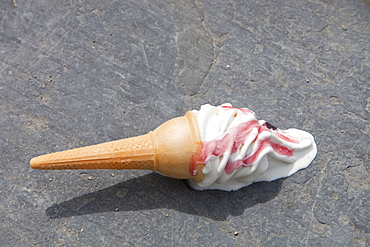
[189,0,217,96]
[169,1,217,96]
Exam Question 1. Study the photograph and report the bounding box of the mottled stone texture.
[1,0,369,246]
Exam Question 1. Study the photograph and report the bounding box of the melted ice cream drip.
[188,104,317,191]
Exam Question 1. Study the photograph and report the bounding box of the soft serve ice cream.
[188,104,317,191]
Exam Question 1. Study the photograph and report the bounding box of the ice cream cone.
[30,111,204,182]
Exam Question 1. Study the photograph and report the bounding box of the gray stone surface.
[1,0,369,246]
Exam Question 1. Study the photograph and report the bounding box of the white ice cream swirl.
[188,104,317,191]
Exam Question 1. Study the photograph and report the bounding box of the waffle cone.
[30,111,204,182]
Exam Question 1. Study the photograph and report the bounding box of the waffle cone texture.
[30,111,204,182]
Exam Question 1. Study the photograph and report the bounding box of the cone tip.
[30,156,43,169]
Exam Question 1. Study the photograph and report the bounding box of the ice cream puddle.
[30,104,317,191]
